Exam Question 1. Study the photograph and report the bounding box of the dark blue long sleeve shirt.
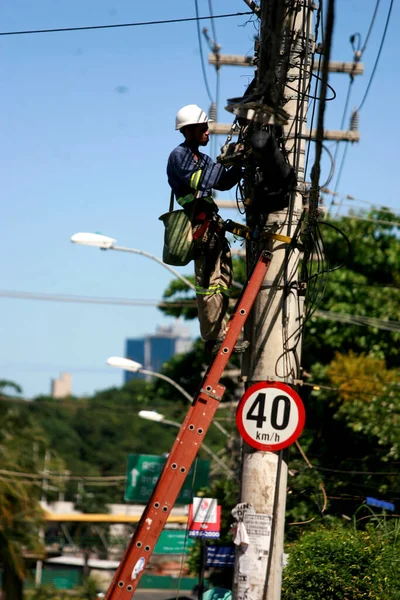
[167,142,241,219]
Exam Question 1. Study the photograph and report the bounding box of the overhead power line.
[2,290,400,332]
[0,11,252,37]
[321,187,400,214]
[329,0,391,208]
[0,289,196,308]
[315,309,400,332]
[361,0,383,54]
[358,0,394,111]
[194,0,214,103]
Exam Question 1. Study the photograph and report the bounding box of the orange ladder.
[105,250,273,599]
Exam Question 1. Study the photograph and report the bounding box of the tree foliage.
[285,351,400,524]
[303,211,400,368]
[0,410,46,599]
[282,518,400,599]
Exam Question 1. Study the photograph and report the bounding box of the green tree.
[282,517,400,599]
[303,210,400,369]
[0,379,23,396]
[0,409,46,600]
[286,352,400,522]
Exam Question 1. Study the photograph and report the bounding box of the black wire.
[281,0,333,353]
[285,71,337,102]
[328,77,354,211]
[300,220,351,286]
[330,142,349,212]
[208,0,218,48]
[262,450,284,600]
[194,0,214,104]
[362,0,383,54]
[358,0,394,111]
[207,0,219,159]
[282,215,351,351]
[304,5,322,178]
[319,143,335,188]
[284,3,324,155]
[317,220,351,273]
[329,0,388,209]
[0,11,252,37]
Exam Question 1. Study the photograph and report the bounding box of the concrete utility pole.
[233,1,315,599]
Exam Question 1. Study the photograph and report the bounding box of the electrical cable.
[361,0,382,54]
[262,450,284,600]
[271,1,323,377]
[0,290,197,308]
[319,143,335,188]
[208,0,218,47]
[322,187,400,215]
[331,142,349,212]
[194,0,214,103]
[282,0,336,357]
[334,213,400,227]
[175,458,198,600]
[0,11,252,37]
[306,220,352,277]
[204,0,220,158]
[328,0,390,210]
[304,7,323,179]
[285,74,336,102]
[358,0,394,111]
[310,465,400,477]
[327,76,355,212]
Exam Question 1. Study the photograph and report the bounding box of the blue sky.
[1,0,398,398]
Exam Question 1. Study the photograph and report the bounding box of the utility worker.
[167,104,249,356]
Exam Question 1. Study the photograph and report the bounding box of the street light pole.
[138,410,234,477]
[107,357,230,439]
[71,232,195,291]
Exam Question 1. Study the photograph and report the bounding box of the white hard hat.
[175,104,210,130]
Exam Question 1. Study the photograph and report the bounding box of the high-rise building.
[124,324,192,383]
[51,372,72,398]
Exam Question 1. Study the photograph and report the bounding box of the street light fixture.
[106,356,230,438]
[138,410,234,477]
[71,232,195,291]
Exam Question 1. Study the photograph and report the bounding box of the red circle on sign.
[236,381,305,451]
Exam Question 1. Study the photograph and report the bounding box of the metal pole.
[139,368,230,438]
[198,539,207,600]
[35,449,50,586]
[235,1,313,599]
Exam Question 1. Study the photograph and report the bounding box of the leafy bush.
[282,519,400,600]
[26,585,76,600]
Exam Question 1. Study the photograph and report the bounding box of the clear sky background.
[1,0,398,398]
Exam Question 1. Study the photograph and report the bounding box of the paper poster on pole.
[232,504,272,600]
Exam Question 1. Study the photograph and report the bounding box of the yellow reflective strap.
[177,193,195,206]
[190,169,202,190]
[195,285,232,296]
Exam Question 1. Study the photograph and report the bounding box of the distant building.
[51,372,72,398]
[124,325,192,383]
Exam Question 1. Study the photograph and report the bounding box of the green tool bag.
[159,190,195,266]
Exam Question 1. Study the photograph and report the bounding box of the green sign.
[125,454,210,504]
[154,530,195,554]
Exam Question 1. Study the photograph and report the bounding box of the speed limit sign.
[236,382,305,451]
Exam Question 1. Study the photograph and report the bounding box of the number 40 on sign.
[236,382,305,451]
